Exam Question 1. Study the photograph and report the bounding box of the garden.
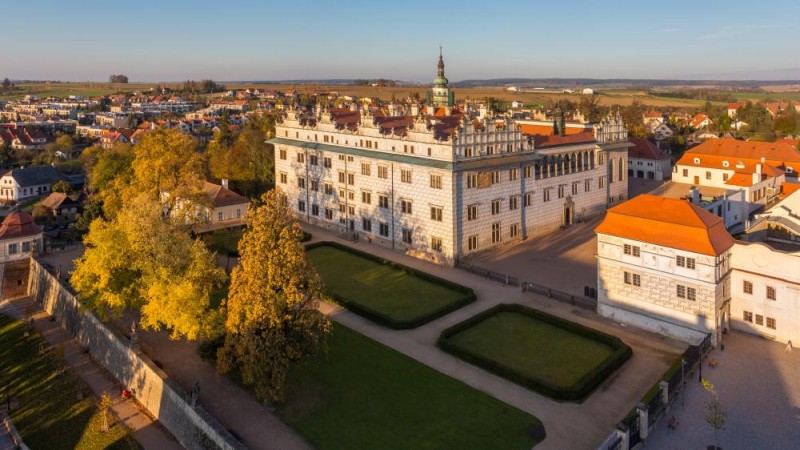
[278,323,543,450]
[306,242,475,328]
[438,304,632,401]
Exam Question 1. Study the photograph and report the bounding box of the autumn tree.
[208,122,274,194]
[84,143,134,219]
[702,378,726,450]
[71,194,226,340]
[217,190,330,403]
[99,392,113,433]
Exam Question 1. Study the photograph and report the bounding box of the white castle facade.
[271,53,630,265]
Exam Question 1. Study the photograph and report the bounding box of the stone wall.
[27,258,246,450]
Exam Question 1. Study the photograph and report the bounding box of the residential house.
[689,113,713,129]
[627,138,671,180]
[0,210,43,263]
[0,166,63,203]
[39,192,81,223]
[192,181,249,233]
[727,103,743,119]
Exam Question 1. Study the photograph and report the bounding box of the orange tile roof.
[518,124,586,137]
[783,183,800,196]
[676,138,800,170]
[595,194,734,256]
[725,173,756,187]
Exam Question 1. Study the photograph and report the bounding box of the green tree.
[74,198,103,233]
[702,378,726,450]
[31,203,54,226]
[0,143,13,167]
[217,190,330,403]
[51,179,72,194]
[2,78,10,90]
[71,194,226,340]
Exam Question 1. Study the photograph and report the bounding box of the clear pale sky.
[3,0,798,82]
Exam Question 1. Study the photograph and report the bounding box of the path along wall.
[27,258,246,450]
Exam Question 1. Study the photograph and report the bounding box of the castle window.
[767,286,776,300]
[743,280,753,294]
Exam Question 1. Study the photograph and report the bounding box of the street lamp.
[681,358,686,407]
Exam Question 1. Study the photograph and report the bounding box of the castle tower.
[428,46,454,108]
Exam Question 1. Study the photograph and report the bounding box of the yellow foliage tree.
[217,190,330,403]
[72,194,226,340]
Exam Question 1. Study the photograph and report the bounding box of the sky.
[3,0,800,82]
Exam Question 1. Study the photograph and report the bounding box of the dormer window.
[787,166,794,174]
[722,161,729,168]
[693,157,701,164]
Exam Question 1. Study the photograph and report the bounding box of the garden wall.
[27,258,246,450]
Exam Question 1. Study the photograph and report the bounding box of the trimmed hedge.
[306,241,476,329]
[438,304,633,402]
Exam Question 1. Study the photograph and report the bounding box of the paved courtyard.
[463,217,601,297]
[648,331,800,450]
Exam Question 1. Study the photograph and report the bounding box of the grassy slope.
[307,245,466,322]
[445,311,615,389]
[278,323,541,450]
[0,315,139,450]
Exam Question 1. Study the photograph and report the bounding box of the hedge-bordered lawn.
[0,315,139,450]
[439,304,632,402]
[306,242,474,328]
[278,323,543,450]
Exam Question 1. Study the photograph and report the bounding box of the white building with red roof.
[0,210,43,263]
[272,52,631,265]
[596,195,734,345]
[627,138,671,180]
[674,139,796,210]
[597,194,800,347]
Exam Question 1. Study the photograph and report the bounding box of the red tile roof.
[628,138,669,160]
[532,131,596,148]
[0,210,42,239]
[595,194,734,256]
[203,182,248,208]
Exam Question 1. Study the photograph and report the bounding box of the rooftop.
[595,194,735,256]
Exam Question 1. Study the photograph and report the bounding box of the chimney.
[410,104,419,117]
[221,178,229,189]
[756,163,763,175]
[479,105,488,120]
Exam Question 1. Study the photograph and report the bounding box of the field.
[0,315,139,450]
[438,304,632,401]
[277,323,543,450]
[306,243,473,328]
[3,80,782,109]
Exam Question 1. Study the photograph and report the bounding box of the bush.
[438,304,632,402]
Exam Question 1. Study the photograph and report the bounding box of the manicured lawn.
[278,323,542,450]
[439,305,632,401]
[446,311,615,389]
[0,315,139,450]
[307,244,473,328]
